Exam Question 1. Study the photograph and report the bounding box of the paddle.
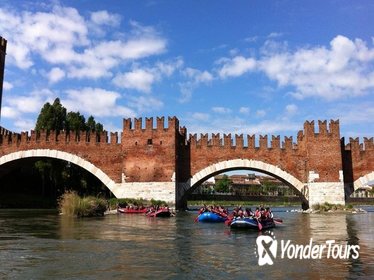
[273,218,283,225]
[225,217,233,226]
[257,218,263,231]
[194,215,200,223]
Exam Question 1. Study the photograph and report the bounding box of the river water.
[0,207,373,279]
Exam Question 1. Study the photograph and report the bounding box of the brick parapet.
[0,128,117,146]
[344,137,374,152]
[121,116,181,183]
[188,133,298,151]
[342,136,374,183]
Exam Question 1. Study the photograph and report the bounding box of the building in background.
[193,173,298,196]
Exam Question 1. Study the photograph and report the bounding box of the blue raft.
[229,217,275,230]
[197,212,227,223]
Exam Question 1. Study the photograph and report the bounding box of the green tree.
[35,98,66,132]
[86,115,104,133]
[214,174,232,193]
[33,98,106,201]
[66,111,86,132]
[86,116,96,131]
[95,122,103,133]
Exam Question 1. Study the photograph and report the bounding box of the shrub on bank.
[312,202,346,212]
[58,191,107,217]
[107,197,168,210]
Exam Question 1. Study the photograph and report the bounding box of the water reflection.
[0,209,373,279]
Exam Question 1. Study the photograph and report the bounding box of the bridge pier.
[112,181,176,206]
[307,182,346,207]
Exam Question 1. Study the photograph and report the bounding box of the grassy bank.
[188,200,300,208]
[58,191,107,217]
[107,198,167,210]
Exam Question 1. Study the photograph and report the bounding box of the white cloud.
[113,58,183,93]
[186,115,299,136]
[239,107,250,115]
[113,69,156,93]
[328,102,374,124]
[285,104,298,115]
[267,32,283,39]
[259,35,374,100]
[217,56,256,78]
[0,6,167,81]
[3,81,13,90]
[90,10,121,26]
[256,110,266,118]
[212,107,231,114]
[1,106,18,118]
[179,67,213,103]
[63,87,135,117]
[5,88,55,115]
[235,120,299,135]
[47,67,65,84]
[127,95,163,113]
[156,57,184,76]
[192,112,210,122]
[14,118,35,132]
[214,35,374,101]
[0,6,89,69]
[244,36,258,43]
[183,68,213,84]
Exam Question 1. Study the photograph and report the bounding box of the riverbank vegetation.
[58,193,169,217]
[310,202,367,213]
[58,191,107,217]
[312,202,346,212]
[107,198,167,210]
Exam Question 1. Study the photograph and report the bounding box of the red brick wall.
[342,137,374,183]
[188,120,344,184]
[121,117,178,182]
[0,129,122,182]
[302,120,342,182]
[1,118,372,188]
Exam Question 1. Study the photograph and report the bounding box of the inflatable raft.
[196,212,227,223]
[229,217,275,230]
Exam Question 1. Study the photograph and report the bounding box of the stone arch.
[188,159,307,201]
[0,149,117,194]
[353,171,374,191]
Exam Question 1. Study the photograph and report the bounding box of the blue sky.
[0,0,373,143]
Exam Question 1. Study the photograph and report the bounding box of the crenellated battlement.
[188,133,298,150]
[303,119,340,137]
[344,137,374,151]
[0,128,119,146]
[0,126,14,137]
[123,116,179,132]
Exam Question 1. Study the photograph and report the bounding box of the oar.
[194,214,200,223]
[225,217,233,226]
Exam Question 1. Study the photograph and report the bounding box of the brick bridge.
[0,117,373,209]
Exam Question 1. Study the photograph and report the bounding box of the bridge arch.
[0,149,117,194]
[188,159,307,203]
[353,171,374,191]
